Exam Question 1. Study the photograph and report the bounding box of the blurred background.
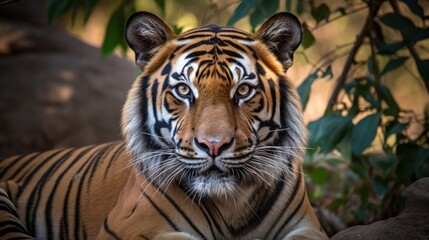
[0,0,428,234]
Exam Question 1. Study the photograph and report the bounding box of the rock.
[331,177,429,240]
[0,0,136,158]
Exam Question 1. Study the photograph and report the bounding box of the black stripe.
[25,149,74,236]
[181,39,215,53]
[139,76,160,151]
[103,143,125,179]
[61,149,94,240]
[288,212,306,232]
[267,168,302,236]
[1,237,33,240]
[0,205,20,220]
[103,218,122,240]
[45,146,93,239]
[267,79,277,121]
[162,191,206,239]
[223,49,243,59]
[0,220,30,235]
[0,153,36,179]
[272,190,306,239]
[16,149,64,199]
[139,235,150,240]
[198,204,219,240]
[86,144,113,192]
[278,76,291,129]
[226,176,286,236]
[222,40,246,53]
[178,34,213,40]
[186,50,207,59]
[151,79,160,122]
[124,204,138,219]
[217,34,252,41]
[143,192,179,231]
[73,147,105,239]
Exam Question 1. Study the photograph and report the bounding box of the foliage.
[45,0,429,226]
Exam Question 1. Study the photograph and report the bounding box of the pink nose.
[197,138,231,157]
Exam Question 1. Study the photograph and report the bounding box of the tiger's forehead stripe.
[163,26,261,88]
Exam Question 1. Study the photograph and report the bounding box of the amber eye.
[175,84,192,98]
[236,84,252,98]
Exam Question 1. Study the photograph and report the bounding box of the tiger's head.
[122,12,306,198]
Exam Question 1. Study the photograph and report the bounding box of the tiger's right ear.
[125,11,175,70]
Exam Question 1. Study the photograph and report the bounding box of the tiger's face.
[122,12,306,198]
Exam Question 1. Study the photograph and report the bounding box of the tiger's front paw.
[153,232,198,240]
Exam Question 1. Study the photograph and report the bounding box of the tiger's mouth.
[200,165,226,177]
[178,155,253,198]
[183,169,238,198]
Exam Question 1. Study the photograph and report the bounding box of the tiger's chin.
[185,171,239,199]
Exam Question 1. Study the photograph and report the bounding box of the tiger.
[0,187,33,239]
[0,11,328,239]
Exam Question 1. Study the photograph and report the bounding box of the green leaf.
[69,1,79,26]
[351,113,381,156]
[285,0,292,11]
[363,91,380,109]
[379,84,400,116]
[353,205,369,222]
[335,7,346,15]
[416,59,429,86]
[385,121,408,140]
[101,4,126,57]
[296,1,304,15]
[311,3,330,24]
[368,154,397,177]
[373,177,388,196]
[302,24,315,49]
[337,129,352,161]
[83,0,99,23]
[308,114,353,154]
[379,13,415,37]
[227,0,260,26]
[380,57,408,76]
[154,0,166,16]
[409,27,429,43]
[401,0,424,19]
[415,148,429,179]
[307,167,329,185]
[356,181,370,203]
[321,65,333,79]
[297,71,318,109]
[377,41,405,55]
[172,25,184,35]
[350,157,370,180]
[46,0,70,23]
[249,0,278,29]
[396,144,429,183]
[367,57,374,75]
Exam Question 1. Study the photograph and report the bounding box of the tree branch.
[327,15,370,109]
[327,1,382,109]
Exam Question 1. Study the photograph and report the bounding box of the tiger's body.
[0,143,130,239]
[0,12,328,239]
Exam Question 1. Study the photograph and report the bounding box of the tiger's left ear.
[255,12,302,71]
[126,11,175,70]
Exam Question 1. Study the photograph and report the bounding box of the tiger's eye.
[176,84,191,97]
[237,84,251,97]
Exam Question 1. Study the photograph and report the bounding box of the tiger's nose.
[195,138,232,157]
